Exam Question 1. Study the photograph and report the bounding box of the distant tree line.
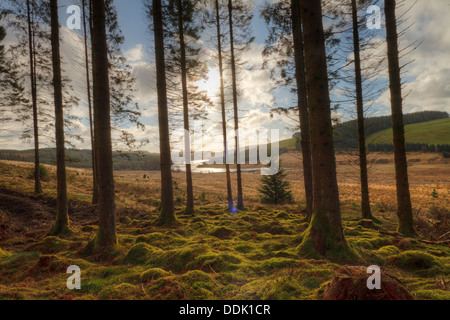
[368,143,450,153]
[0,152,25,161]
[0,149,161,170]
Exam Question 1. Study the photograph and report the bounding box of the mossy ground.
[0,201,448,300]
[0,158,448,300]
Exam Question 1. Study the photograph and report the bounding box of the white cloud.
[124,44,144,63]
[374,0,450,114]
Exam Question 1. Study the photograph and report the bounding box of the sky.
[1,0,449,153]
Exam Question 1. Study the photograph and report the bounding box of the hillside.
[0,148,161,170]
[280,111,449,151]
[368,118,450,145]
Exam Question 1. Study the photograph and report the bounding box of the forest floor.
[0,152,449,300]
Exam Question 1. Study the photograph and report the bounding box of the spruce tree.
[258,165,293,205]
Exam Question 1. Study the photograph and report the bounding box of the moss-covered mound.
[209,226,235,239]
[125,243,164,266]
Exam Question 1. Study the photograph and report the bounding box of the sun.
[195,68,221,100]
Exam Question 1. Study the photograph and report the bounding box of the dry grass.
[1,151,448,214]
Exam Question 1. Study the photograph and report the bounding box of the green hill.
[368,118,450,145]
[279,111,449,151]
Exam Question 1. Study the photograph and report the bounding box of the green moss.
[81,225,97,232]
[28,255,69,276]
[251,223,291,235]
[141,268,171,282]
[155,210,178,226]
[375,245,401,257]
[179,270,214,290]
[0,248,10,259]
[83,230,120,258]
[118,216,132,224]
[254,258,299,274]
[388,250,439,270]
[145,278,186,299]
[234,244,255,254]
[135,232,186,249]
[275,211,290,219]
[80,278,115,295]
[47,222,74,237]
[125,243,164,266]
[209,226,235,239]
[347,231,391,250]
[237,232,255,241]
[25,236,72,254]
[98,283,142,300]
[0,252,41,278]
[237,266,330,300]
[414,289,450,300]
[1,190,449,300]
[259,277,306,299]
[238,277,305,300]
[237,279,265,299]
[297,211,358,262]
[272,250,297,258]
[312,281,329,299]
[262,241,289,252]
[166,244,210,272]
[186,252,242,272]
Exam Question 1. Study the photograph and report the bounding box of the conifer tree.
[297,0,354,260]
[384,0,416,237]
[89,0,118,250]
[258,165,293,204]
[48,0,72,236]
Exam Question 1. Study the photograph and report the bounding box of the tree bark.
[384,0,416,237]
[177,0,194,215]
[90,0,117,249]
[351,0,373,220]
[26,0,41,195]
[297,0,354,260]
[290,0,313,221]
[215,0,233,212]
[48,0,71,235]
[83,0,98,205]
[153,0,176,225]
[227,0,244,210]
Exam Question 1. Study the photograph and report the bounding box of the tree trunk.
[153,0,176,225]
[90,0,117,249]
[227,0,244,210]
[215,0,233,212]
[26,0,41,195]
[297,0,354,260]
[48,0,71,236]
[351,0,373,220]
[177,0,194,215]
[290,0,313,221]
[384,0,416,237]
[83,0,98,205]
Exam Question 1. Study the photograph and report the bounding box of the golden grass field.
[3,151,447,212]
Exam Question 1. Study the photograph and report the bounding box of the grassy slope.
[0,148,161,170]
[368,118,450,145]
[278,118,450,151]
[0,161,449,300]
